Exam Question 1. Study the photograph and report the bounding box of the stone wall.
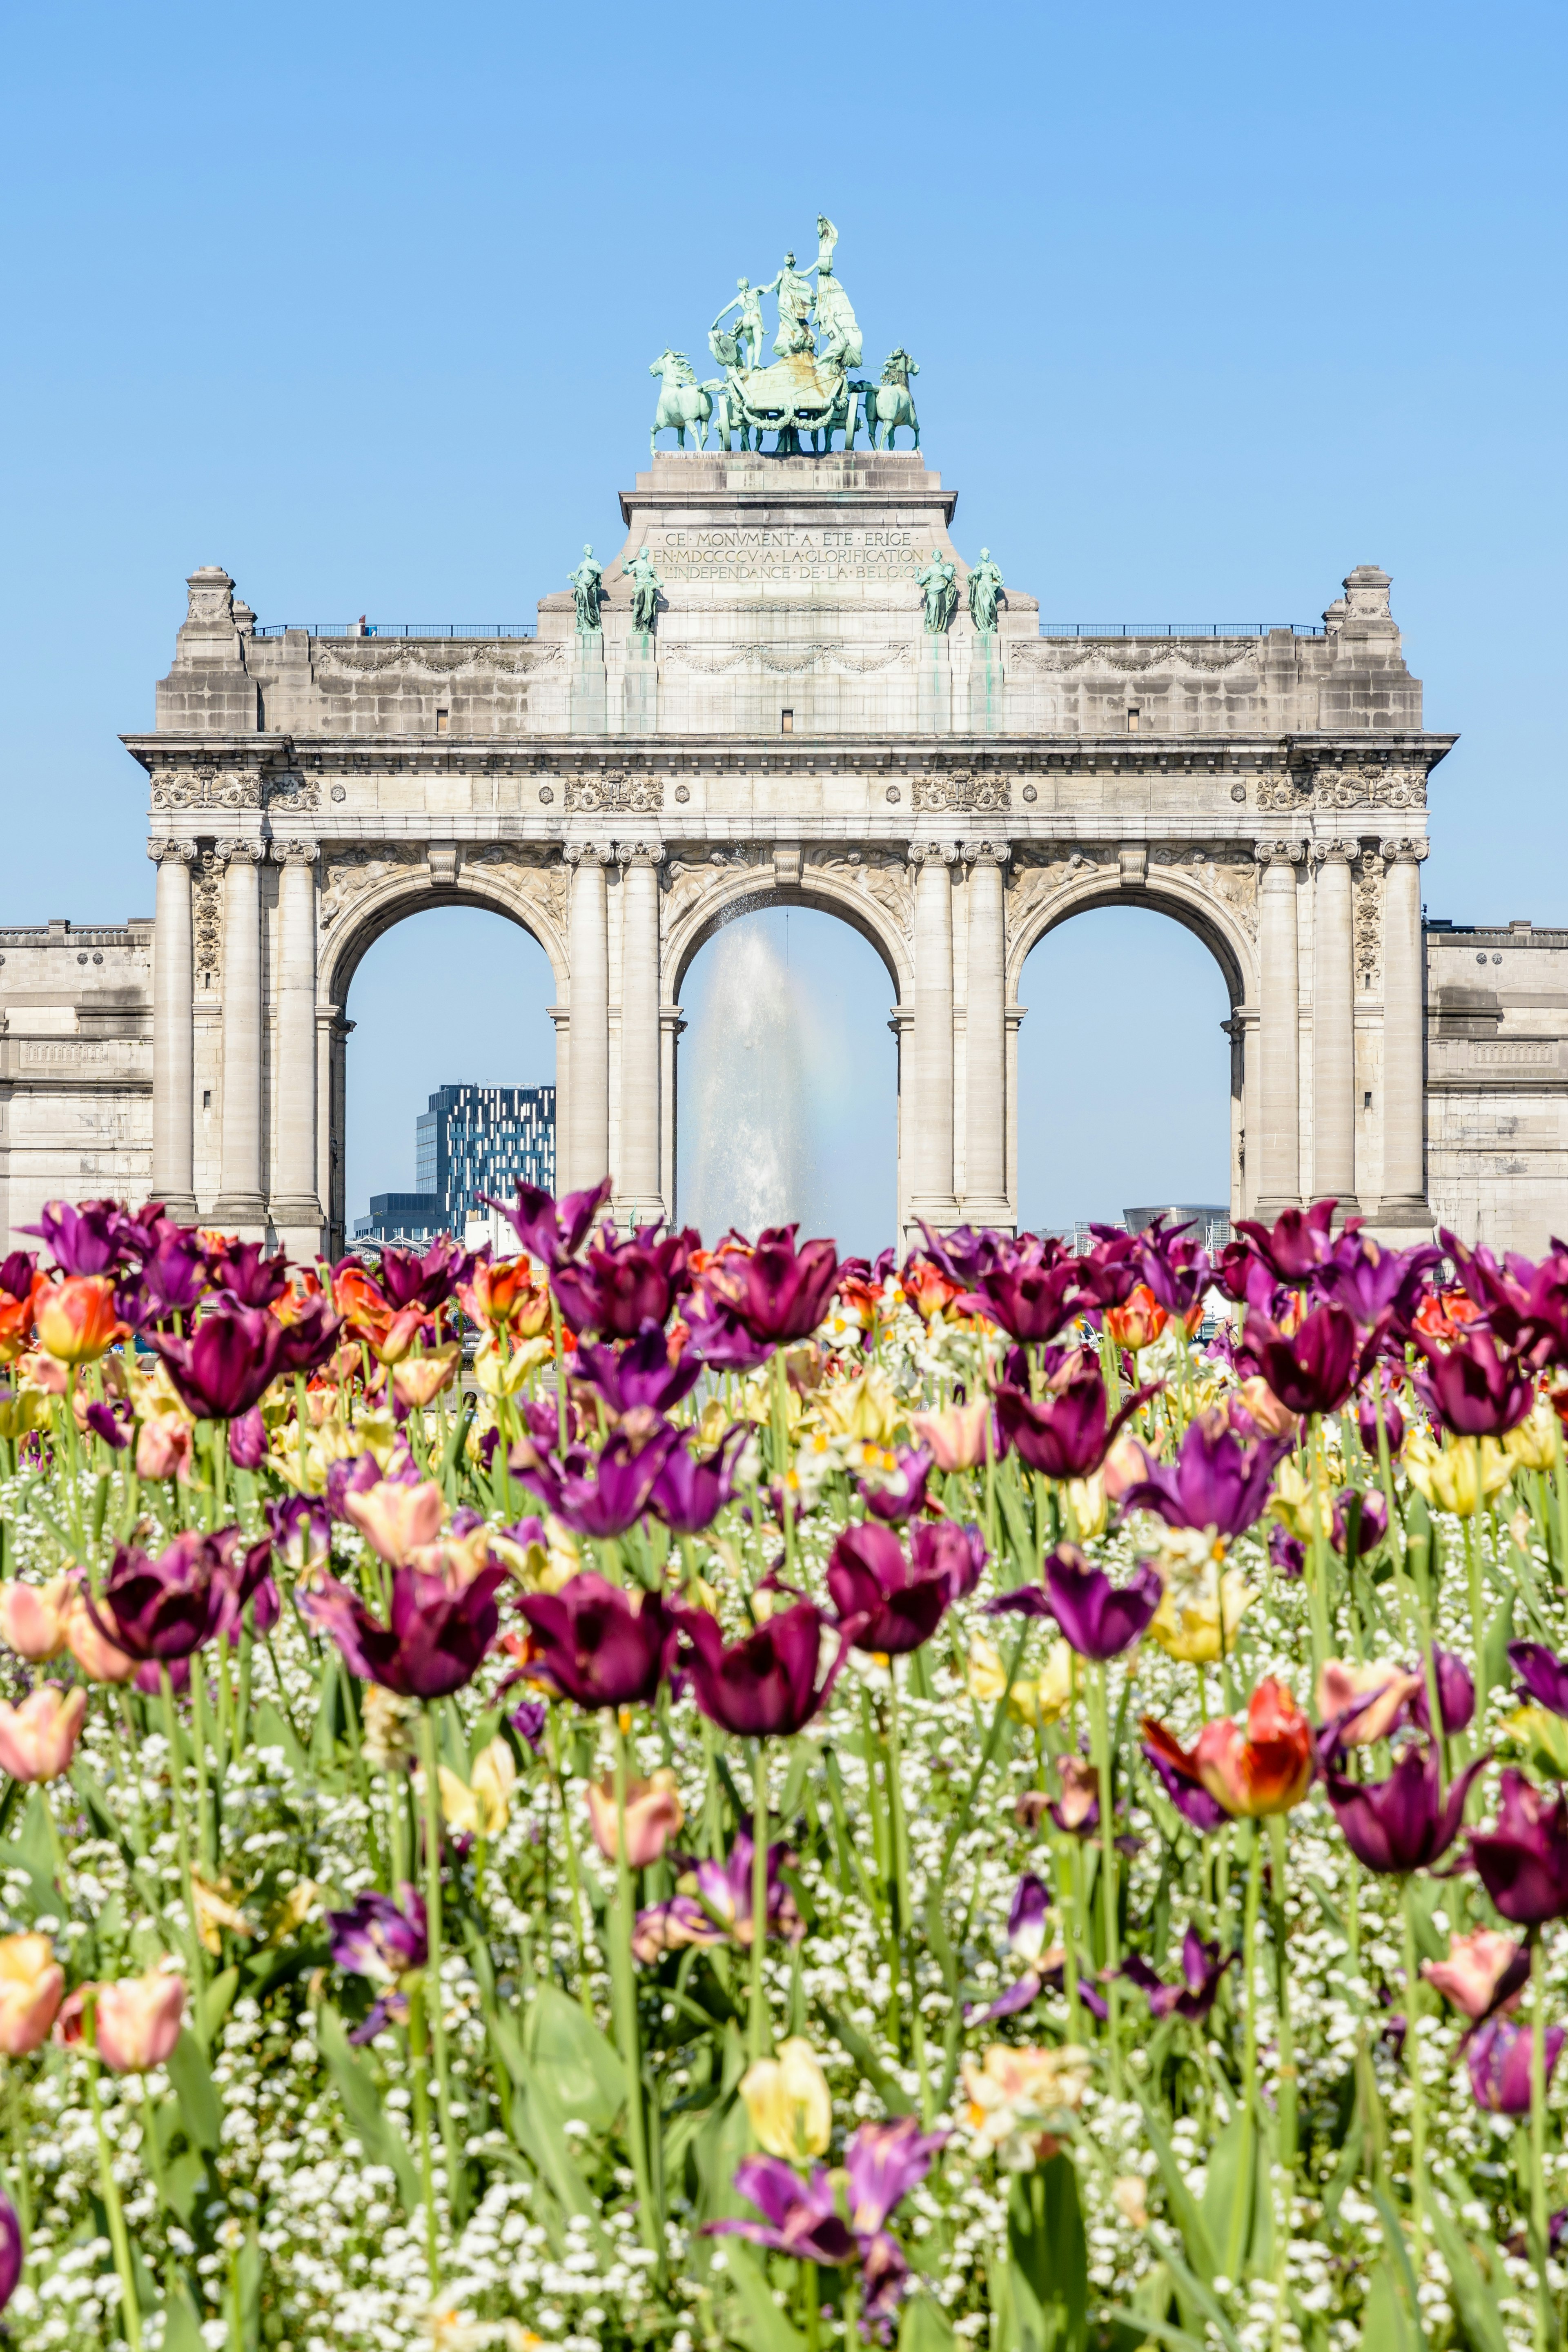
[1425,921,1568,1255]
[0,922,154,1245]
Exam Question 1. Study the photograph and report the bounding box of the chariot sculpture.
[647,218,920,459]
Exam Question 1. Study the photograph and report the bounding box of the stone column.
[1311,842,1359,1214]
[1379,837,1432,1227]
[566,844,610,1191]
[148,840,198,1221]
[270,842,324,1251]
[617,845,664,1226]
[1254,842,1302,1220]
[962,841,1013,1227]
[211,840,267,1229]
[909,844,960,1228]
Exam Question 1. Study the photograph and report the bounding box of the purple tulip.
[263,1495,328,1580]
[1330,1486,1389,1557]
[515,1426,680,1538]
[89,1531,233,1663]
[634,1826,805,1962]
[964,1237,1085,1344]
[327,1882,429,2040]
[376,1235,471,1314]
[1137,1215,1213,1321]
[325,1450,388,1523]
[516,1572,679,1711]
[1413,1330,1535,1438]
[707,2157,859,2267]
[1472,1769,1568,1924]
[1510,1640,1568,1719]
[0,2191,21,2313]
[1231,1199,1340,1286]
[681,1300,773,1372]
[1243,1303,1366,1417]
[206,1240,290,1310]
[826,1523,954,1655]
[1116,1411,1289,1540]
[911,1519,987,1602]
[1268,1523,1306,1579]
[1323,1740,1485,1873]
[700,1225,842,1344]
[1411,1645,1476,1735]
[116,1228,210,1330]
[1140,1719,1229,1833]
[214,1527,281,1635]
[1467,2013,1566,2115]
[228,1406,267,1471]
[552,1227,695,1339]
[509,1697,548,1751]
[573,1320,702,1417]
[986,1545,1160,1661]
[0,1252,36,1306]
[678,1600,846,1736]
[85,1399,129,1451]
[485,1178,612,1269]
[1122,1927,1237,2021]
[994,1360,1156,1481]
[844,2116,951,2319]
[858,1445,934,1524]
[1357,1379,1407,1458]
[1318,1233,1441,1331]
[151,1305,290,1421]
[272,1297,344,1380]
[649,1425,748,1534]
[23,1197,136,1277]
[1007,1871,1051,1965]
[303,1561,508,1699]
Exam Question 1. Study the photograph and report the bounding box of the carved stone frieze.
[662,640,913,677]
[263,774,321,813]
[318,844,421,930]
[1011,639,1261,677]
[193,851,223,975]
[150,766,263,812]
[314,641,556,679]
[1258,761,1428,813]
[1354,851,1384,984]
[913,769,1010,814]
[566,771,663,814]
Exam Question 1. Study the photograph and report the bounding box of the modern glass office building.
[354,1084,555,1245]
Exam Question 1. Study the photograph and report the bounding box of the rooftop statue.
[625,545,663,635]
[568,544,604,634]
[968,547,1004,634]
[915,549,958,635]
[648,219,912,459]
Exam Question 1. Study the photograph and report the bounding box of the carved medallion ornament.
[912,770,1010,814]
[150,766,263,812]
[566,771,664,815]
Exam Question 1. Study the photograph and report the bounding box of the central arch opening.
[676,903,897,1254]
[340,903,557,1253]
[1015,903,1234,1237]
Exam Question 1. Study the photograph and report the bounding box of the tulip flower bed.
[0,1191,1567,2352]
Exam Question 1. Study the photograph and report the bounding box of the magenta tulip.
[1323,1740,1485,1873]
[1414,1330,1534,1438]
[1468,2014,1566,2115]
[826,1523,953,1655]
[303,1561,508,1699]
[987,1545,1161,1661]
[1471,1769,1568,1923]
[702,1225,842,1344]
[151,1305,289,1421]
[679,1601,846,1736]
[516,1572,678,1710]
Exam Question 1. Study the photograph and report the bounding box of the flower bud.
[0,1685,86,1781]
[0,1934,64,2055]
[740,2037,832,2159]
[0,1575,72,1662]
[93,1971,185,2072]
[584,1767,684,1867]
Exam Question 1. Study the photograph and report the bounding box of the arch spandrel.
[1004,852,1259,1009]
[316,855,570,1008]
[662,852,915,1005]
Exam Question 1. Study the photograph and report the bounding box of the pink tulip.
[94,1971,185,2072]
[0,1575,72,1662]
[0,1685,86,1781]
[136,1417,193,1483]
[0,1934,64,2054]
[345,1477,446,1564]
[1422,1928,1529,2022]
[909,1400,992,1472]
[585,1768,685,1867]
[61,1590,137,1685]
[1315,1657,1423,1747]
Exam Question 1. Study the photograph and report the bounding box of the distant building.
[354,1083,555,1246]
[1123,1203,1232,1251]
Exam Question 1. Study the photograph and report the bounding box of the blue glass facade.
[354,1083,555,1245]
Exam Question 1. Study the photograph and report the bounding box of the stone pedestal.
[622,632,657,735]
[568,633,607,734]
[917,637,951,733]
[967,633,1005,734]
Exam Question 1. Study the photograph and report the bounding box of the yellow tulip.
[1147,1560,1252,1664]
[1503,1706,1568,1781]
[814,1368,901,1446]
[740,2038,832,2158]
[473,1334,553,1397]
[1404,1429,1512,1518]
[1505,1399,1559,1475]
[438,1739,517,1838]
[967,1635,1074,1727]
[1269,1457,1332,1544]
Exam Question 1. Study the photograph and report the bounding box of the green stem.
[548,1717,596,2014]
[407,1980,440,2290]
[417,1708,466,2228]
[750,1741,771,2063]
[884,1669,933,2124]
[613,1723,662,2265]
[1267,1811,1296,2173]
[160,1668,208,2045]
[1400,1878,1427,2255]
[85,2040,142,2352]
[1531,1936,1551,2352]
[1087,1661,1121,2094]
[1227,1828,1263,2286]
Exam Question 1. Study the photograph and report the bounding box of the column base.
[270,1198,326,1262]
[152,1192,199,1225]
[1367,1194,1435,1237]
[210,1193,269,1236]
[1250,1196,1302,1223]
[909,1192,962,1234]
[959,1195,1016,1234]
[1329,1194,1363,1223]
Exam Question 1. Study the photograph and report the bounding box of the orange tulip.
[1233,1378,1300,1443]
[909,1399,992,1471]
[0,1575,72,1662]
[0,1933,64,2054]
[1314,1657,1422,1747]
[901,1259,967,1322]
[391,1350,460,1412]
[459,1256,552,1339]
[1192,1678,1314,1818]
[93,1971,185,2072]
[35,1276,120,1365]
[0,1275,42,1365]
[0,1685,87,1781]
[345,1476,446,1564]
[1105,1285,1168,1353]
[585,1768,685,1867]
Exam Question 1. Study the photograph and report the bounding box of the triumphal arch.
[117,222,1464,1259]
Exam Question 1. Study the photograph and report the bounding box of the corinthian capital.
[271,839,320,867]
[1379,836,1430,862]
[215,838,266,865]
[563,840,610,868]
[146,838,198,865]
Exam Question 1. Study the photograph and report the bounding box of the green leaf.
[523,1980,624,2129]
[719,2239,807,2352]
[317,2005,420,2213]
[166,2029,221,2154]
[159,2279,206,2352]
[1429,2176,1508,2352]
[898,2293,958,2352]
[1145,2229,1243,2352]
[1358,2262,1419,2352]
[1368,2183,1429,2347]
[817,2004,913,2114]
[252,1699,309,1780]
[1007,2156,1087,2352]
[1200,2112,1253,2279]
[1133,2093,1217,2283]
[1103,2312,1206,2352]
[203,1966,239,2040]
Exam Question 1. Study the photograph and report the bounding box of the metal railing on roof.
[251,623,538,641]
[1037,622,1325,639]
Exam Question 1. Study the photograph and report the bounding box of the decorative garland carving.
[912,770,1010,814]
[150,766,263,812]
[1355,851,1384,985]
[566,772,663,814]
[193,851,223,976]
[318,845,421,930]
[662,640,913,677]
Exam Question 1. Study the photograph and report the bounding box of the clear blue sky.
[5,1,1562,1241]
